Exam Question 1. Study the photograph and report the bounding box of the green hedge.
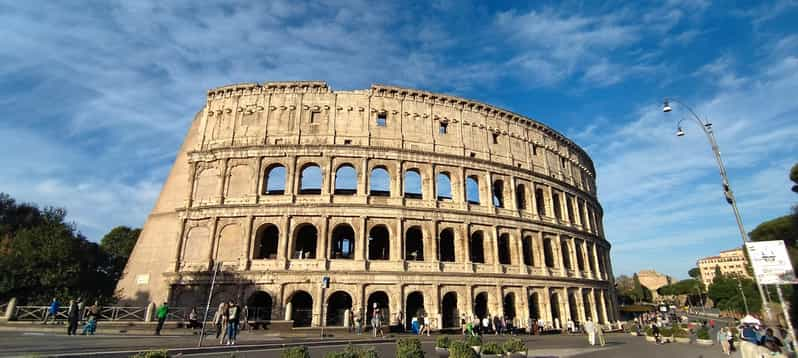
[396,338,424,358]
[282,346,311,358]
[448,341,477,358]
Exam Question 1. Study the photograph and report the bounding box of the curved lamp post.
[662,98,773,321]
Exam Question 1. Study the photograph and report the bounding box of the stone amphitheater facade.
[116,80,617,330]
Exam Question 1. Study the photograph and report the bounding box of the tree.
[658,279,702,296]
[790,163,798,194]
[707,274,762,314]
[100,226,141,282]
[688,267,701,280]
[631,273,652,303]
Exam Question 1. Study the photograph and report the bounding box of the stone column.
[318,216,329,261]
[356,217,367,262]
[575,288,586,323]
[534,232,544,269]
[560,288,570,326]
[391,217,402,262]
[495,285,504,319]
[599,290,609,324]
[541,287,552,325]
[429,220,438,264]
[568,237,579,277]
[591,243,602,280]
[244,215,254,269]
[278,216,290,263]
[287,156,298,202]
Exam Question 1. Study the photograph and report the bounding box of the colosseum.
[116,80,617,331]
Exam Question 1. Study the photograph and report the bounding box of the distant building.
[637,270,671,300]
[697,248,751,286]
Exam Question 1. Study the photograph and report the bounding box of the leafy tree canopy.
[707,273,762,314]
[688,267,701,280]
[659,279,702,296]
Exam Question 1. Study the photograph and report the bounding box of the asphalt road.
[0,331,739,358]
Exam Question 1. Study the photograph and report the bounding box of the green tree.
[100,226,141,282]
[688,267,701,280]
[790,163,798,194]
[658,279,702,296]
[707,275,762,314]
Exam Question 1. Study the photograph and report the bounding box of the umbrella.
[740,315,761,325]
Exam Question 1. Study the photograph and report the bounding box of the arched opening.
[404,169,422,199]
[552,191,563,220]
[470,231,485,263]
[516,184,527,210]
[334,164,357,195]
[575,240,585,271]
[498,233,511,265]
[263,165,286,195]
[503,293,516,320]
[368,225,390,260]
[568,292,578,322]
[583,291,592,321]
[550,293,561,327]
[466,176,480,204]
[587,245,596,272]
[366,291,390,328]
[543,238,555,268]
[326,291,353,327]
[406,292,425,329]
[436,172,452,200]
[441,292,459,329]
[289,291,313,327]
[369,167,390,196]
[473,292,488,319]
[254,224,279,259]
[566,194,575,222]
[292,225,317,259]
[330,224,355,259]
[247,291,272,321]
[521,236,533,266]
[535,188,546,216]
[561,239,572,269]
[299,164,322,194]
[492,180,504,208]
[438,228,455,262]
[529,292,540,320]
[405,226,423,261]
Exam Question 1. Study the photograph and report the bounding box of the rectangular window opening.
[310,111,321,124]
[561,157,567,169]
[532,145,538,156]
[492,133,499,144]
[439,122,448,134]
[343,139,352,145]
[376,113,387,127]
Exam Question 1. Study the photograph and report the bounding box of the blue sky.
[1,0,796,279]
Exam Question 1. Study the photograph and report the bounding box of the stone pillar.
[391,217,402,262]
[588,288,598,323]
[285,301,292,321]
[429,220,438,264]
[568,237,579,277]
[541,288,552,325]
[278,216,290,264]
[356,216,367,261]
[575,289,586,323]
[344,309,351,328]
[318,215,329,260]
[599,290,609,324]
[534,232,544,269]
[144,301,155,322]
[3,298,17,321]
[561,288,571,325]
[244,215,254,268]
[495,285,504,319]
[591,243,602,280]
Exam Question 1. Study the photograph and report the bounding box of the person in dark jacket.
[66,299,80,335]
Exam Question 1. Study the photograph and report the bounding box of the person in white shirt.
[584,318,596,346]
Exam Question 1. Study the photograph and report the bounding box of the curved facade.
[117,81,617,329]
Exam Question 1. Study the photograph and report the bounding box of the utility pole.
[198,262,221,347]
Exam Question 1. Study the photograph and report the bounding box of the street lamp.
[661,98,772,321]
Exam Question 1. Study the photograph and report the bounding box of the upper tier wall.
[199,81,597,195]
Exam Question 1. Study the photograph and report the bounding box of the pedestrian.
[374,307,384,338]
[718,327,729,354]
[371,304,379,337]
[482,316,491,334]
[240,305,249,332]
[66,299,79,336]
[188,307,200,330]
[422,315,431,336]
[584,318,596,346]
[597,323,606,346]
[493,315,501,335]
[411,316,420,334]
[354,311,362,335]
[225,301,240,345]
[567,319,575,335]
[396,309,404,333]
[725,327,735,355]
[214,302,228,342]
[461,315,468,336]
[652,323,661,345]
[81,301,99,335]
[760,328,783,354]
[155,301,169,336]
[42,297,60,325]
[345,308,353,333]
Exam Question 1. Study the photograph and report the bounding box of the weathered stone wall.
[116,81,616,329]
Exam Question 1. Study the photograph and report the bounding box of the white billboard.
[745,241,798,285]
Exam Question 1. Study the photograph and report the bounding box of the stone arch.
[216,223,242,262]
[516,183,527,210]
[299,163,322,194]
[528,291,541,320]
[550,291,562,328]
[568,291,578,322]
[334,164,357,195]
[263,164,286,195]
[193,166,219,201]
[326,291,353,327]
[473,291,489,319]
[498,233,511,265]
[441,292,459,329]
[183,226,209,262]
[405,226,423,261]
[466,176,480,204]
[369,166,391,196]
[582,290,592,322]
[438,228,455,262]
[405,291,425,328]
[366,291,390,327]
[292,224,317,259]
[535,187,546,216]
[287,290,313,327]
[247,291,273,321]
[404,169,422,199]
[543,237,555,268]
[561,238,572,269]
[436,172,452,200]
[503,292,517,320]
[226,164,252,198]
[492,179,505,208]
[521,235,533,266]
[368,225,390,260]
[330,224,355,259]
[253,224,279,259]
[470,231,485,263]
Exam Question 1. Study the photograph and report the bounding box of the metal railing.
[8,304,274,323]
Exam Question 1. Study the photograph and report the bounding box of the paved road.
[0,331,738,357]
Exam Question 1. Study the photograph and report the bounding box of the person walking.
[42,298,60,325]
[482,316,490,334]
[374,307,384,338]
[240,305,249,332]
[354,310,362,335]
[188,307,200,330]
[155,301,169,336]
[597,323,606,347]
[66,299,79,336]
[214,302,228,342]
[225,301,240,345]
[422,315,431,336]
[584,319,596,346]
[81,301,99,335]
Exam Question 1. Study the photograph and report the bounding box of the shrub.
[480,342,504,355]
[448,341,477,358]
[396,338,424,358]
[696,327,710,340]
[644,327,654,336]
[673,329,689,338]
[659,327,672,337]
[502,338,526,353]
[436,335,450,349]
[130,351,168,358]
[282,346,311,358]
[324,344,379,358]
[464,335,482,347]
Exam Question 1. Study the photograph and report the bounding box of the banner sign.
[745,241,798,284]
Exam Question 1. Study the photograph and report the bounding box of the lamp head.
[663,100,673,113]
[676,127,685,137]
